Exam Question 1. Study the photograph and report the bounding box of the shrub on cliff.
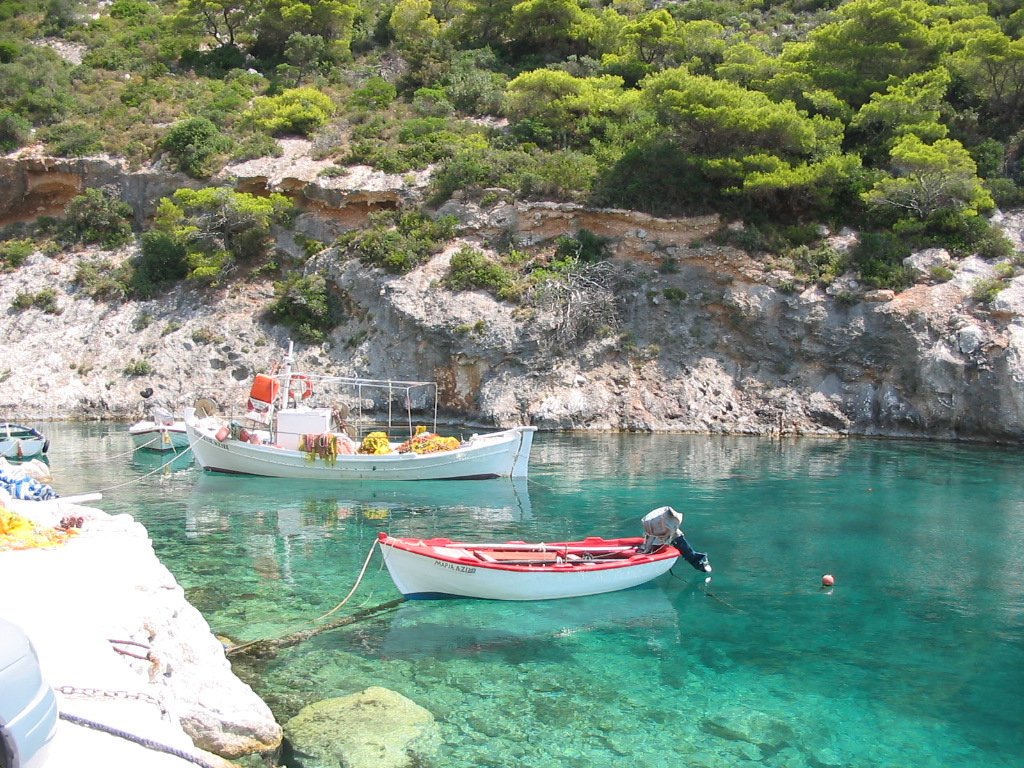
[0,109,30,151]
[242,87,334,137]
[0,44,73,125]
[133,230,189,297]
[267,272,341,344]
[0,238,34,271]
[73,257,133,301]
[11,287,60,314]
[351,77,397,110]
[40,120,104,157]
[554,229,610,264]
[338,210,457,273]
[429,145,598,205]
[162,117,232,178]
[61,188,134,248]
[143,187,293,285]
[444,246,522,302]
[849,232,914,291]
[346,116,473,173]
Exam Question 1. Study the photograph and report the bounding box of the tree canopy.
[0,0,1019,279]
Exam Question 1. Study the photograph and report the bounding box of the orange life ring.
[289,375,314,400]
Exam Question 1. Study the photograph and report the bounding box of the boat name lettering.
[433,560,476,574]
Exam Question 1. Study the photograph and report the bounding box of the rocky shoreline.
[3,145,1024,445]
[1,464,459,768]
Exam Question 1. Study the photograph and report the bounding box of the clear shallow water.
[39,422,1024,767]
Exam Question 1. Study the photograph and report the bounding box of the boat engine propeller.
[639,506,712,573]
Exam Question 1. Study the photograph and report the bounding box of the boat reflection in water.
[182,475,533,587]
[187,475,532,548]
[186,475,532,533]
[375,586,680,660]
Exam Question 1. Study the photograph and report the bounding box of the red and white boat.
[377,507,711,601]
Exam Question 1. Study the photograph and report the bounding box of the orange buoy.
[822,574,835,587]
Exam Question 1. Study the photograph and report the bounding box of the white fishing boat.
[0,424,48,460]
[128,408,189,452]
[185,342,536,481]
[377,507,712,601]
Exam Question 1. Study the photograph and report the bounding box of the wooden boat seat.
[432,546,474,559]
[475,550,560,564]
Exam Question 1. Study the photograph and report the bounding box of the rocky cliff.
[3,143,1024,443]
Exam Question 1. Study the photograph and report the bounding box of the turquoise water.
[40,423,1024,767]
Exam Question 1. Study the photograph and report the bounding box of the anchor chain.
[55,685,168,716]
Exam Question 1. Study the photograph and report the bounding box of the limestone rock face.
[283,686,439,768]
[0,150,195,226]
[3,145,1024,443]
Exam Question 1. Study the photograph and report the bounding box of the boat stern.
[511,426,537,478]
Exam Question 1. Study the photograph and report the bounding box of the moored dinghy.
[377,506,711,601]
[0,423,49,460]
[128,407,190,452]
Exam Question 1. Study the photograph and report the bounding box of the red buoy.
[822,574,835,587]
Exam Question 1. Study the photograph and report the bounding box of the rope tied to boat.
[58,712,221,768]
[316,537,380,620]
[92,432,205,494]
[226,539,398,658]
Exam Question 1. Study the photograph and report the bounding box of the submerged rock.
[283,686,439,768]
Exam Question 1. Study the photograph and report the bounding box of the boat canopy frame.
[240,340,443,442]
[273,372,441,440]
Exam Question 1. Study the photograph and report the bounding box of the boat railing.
[192,374,447,443]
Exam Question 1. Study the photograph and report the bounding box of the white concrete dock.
[1,493,281,767]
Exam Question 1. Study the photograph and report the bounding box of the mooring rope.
[96,442,143,462]
[669,566,743,612]
[316,538,380,620]
[91,435,204,494]
[226,539,394,658]
[58,712,220,768]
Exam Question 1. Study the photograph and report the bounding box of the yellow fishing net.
[396,432,461,454]
[357,432,392,455]
[0,506,77,550]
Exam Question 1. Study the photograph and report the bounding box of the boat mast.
[281,339,294,411]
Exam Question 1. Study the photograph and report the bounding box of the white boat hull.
[0,425,48,460]
[185,420,535,480]
[129,421,190,452]
[0,438,47,460]
[378,536,679,600]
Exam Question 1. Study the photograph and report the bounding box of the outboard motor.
[639,506,712,573]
